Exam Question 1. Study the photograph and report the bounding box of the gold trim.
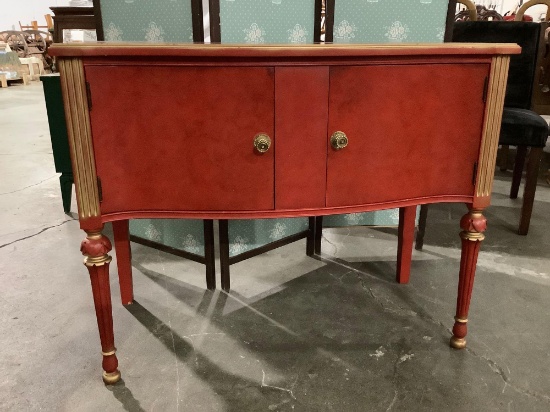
[84,255,113,267]
[102,349,116,357]
[450,336,467,349]
[50,42,518,51]
[476,56,510,198]
[454,317,468,323]
[58,58,100,220]
[460,232,485,241]
[102,370,121,385]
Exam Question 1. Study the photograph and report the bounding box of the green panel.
[41,74,72,174]
[99,0,194,42]
[130,219,205,256]
[333,0,448,43]
[220,0,316,44]
[323,207,420,228]
[228,218,309,257]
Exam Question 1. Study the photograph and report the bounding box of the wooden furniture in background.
[209,0,322,291]
[50,6,95,43]
[50,42,517,384]
[40,74,74,213]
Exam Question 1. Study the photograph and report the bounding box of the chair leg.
[112,220,133,305]
[499,145,509,171]
[396,206,416,284]
[203,220,216,290]
[510,146,528,199]
[314,216,323,255]
[415,204,429,251]
[306,217,315,256]
[518,147,543,235]
[59,173,73,214]
[219,220,230,292]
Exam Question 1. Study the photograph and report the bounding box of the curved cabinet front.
[85,62,490,219]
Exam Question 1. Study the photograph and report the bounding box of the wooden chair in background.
[209,0,322,292]
[416,19,549,255]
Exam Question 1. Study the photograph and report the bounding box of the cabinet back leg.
[112,220,133,305]
[397,206,416,284]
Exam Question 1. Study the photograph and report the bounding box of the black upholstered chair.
[416,21,549,248]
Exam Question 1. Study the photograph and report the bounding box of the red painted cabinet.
[50,43,519,384]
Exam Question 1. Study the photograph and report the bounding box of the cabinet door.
[326,63,490,207]
[86,66,275,213]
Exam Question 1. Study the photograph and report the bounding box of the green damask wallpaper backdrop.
[130,219,205,255]
[333,0,449,43]
[99,0,194,42]
[220,0,316,43]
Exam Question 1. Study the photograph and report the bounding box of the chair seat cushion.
[499,107,549,147]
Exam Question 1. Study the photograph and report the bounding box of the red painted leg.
[81,227,121,384]
[396,206,416,284]
[112,220,133,305]
[450,208,487,349]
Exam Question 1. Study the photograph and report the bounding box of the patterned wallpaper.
[220,0,316,43]
[333,0,449,43]
[99,0,194,42]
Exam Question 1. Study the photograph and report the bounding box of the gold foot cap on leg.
[103,370,121,385]
[450,336,467,349]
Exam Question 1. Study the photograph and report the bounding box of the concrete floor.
[1,82,550,411]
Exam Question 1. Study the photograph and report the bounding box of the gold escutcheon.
[254,133,271,153]
[330,131,348,150]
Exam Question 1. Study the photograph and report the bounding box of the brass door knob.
[254,133,271,153]
[331,131,348,150]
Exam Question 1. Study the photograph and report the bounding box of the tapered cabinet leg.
[396,206,416,284]
[450,208,487,350]
[81,227,121,384]
[518,147,543,235]
[59,173,73,214]
[204,220,216,290]
[112,220,133,305]
[219,220,230,292]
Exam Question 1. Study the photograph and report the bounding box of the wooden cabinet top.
[49,42,520,59]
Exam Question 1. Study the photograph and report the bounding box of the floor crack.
[0,219,75,250]
[464,346,550,403]
[0,175,57,195]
